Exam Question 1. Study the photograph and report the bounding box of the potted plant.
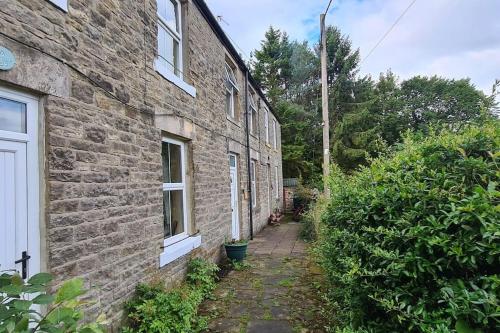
[224,239,248,262]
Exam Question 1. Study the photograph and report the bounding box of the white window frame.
[264,109,269,144]
[225,63,239,119]
[275,165,279,199]
[154,0,196,97]
[47,0,67,11]
[249,93,258,135]
[162,137,188,247]
[272,119,277,149]
[157,0,182,77]
[250,160,257,208]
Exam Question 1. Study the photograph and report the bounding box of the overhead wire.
[359,0,418,67]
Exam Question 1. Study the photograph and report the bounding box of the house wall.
[0,0,282,326]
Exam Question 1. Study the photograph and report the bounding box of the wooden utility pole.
[320,13,330,197]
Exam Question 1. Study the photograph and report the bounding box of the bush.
[316,122,500,332]
[124,258,219,333]
[0,272,105,332]
[300,195,328,241]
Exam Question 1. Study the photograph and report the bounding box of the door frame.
[0,86,40,279]
[229,153,240,240]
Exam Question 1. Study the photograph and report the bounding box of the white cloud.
[205,0,500,94]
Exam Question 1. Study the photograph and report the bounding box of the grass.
[278,277,296,288]
[251,277,263,290]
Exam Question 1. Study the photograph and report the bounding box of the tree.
[399,76,490,131]
[324,26,361,123]
[251,26,291,106]
[331,106,384,171]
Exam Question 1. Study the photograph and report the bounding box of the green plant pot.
[224,243,248,262]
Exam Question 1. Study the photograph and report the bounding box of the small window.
[250,160,257,208]
[229,154,236,167]
[157,0,182,77]
[162,138,188,245]
[225,63,239,118]
[249,93,258,135]
[0,97,27,133]
[264,109,269,144]
[47,0,67,11]
[272,119,277,149]
[275,166,279,199]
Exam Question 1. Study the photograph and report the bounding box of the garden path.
[200,220,326,333]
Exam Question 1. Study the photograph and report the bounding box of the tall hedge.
[317,122,499,332]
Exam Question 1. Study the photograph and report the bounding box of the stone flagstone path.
[200,221,327,333]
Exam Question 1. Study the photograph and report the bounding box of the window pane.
[158,0,178,32]
[226,90,233,117]
[251,109,257,134]
[229,155,236,167]
[158,26,179,76]
[163,190,184,238]
[173,39,179,76]
[0,97,27,133]
[162,142,182,183]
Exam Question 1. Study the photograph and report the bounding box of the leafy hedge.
[123,258,219,333]
[316,122,499,332]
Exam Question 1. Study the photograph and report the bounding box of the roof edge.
[192,0,280,123]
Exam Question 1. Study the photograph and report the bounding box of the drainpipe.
[244,70,254,240]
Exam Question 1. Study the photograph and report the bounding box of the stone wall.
[0,0,283,326]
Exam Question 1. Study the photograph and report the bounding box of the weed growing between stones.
[122,258,219,333]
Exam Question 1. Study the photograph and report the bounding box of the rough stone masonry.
[0,0,283,326]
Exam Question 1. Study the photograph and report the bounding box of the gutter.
[244,70,254,240]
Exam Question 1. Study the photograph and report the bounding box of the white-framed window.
[264,109,269,144]
[275,165,279,199]
[47,0,67,11]
[157,0,182,78]
[225,63,239,119]
[161,137,188,246]
[272,119,277,149]
[249,93,258,135]
[250,160,257,208]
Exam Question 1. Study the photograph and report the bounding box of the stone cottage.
[0,0,283,322]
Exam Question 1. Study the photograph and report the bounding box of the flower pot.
[224,243,248,261]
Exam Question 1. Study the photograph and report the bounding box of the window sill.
[48,0,68,12]
[155,59,196,98]
[226,116,241,127]
[159,234,201,267]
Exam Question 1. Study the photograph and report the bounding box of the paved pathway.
[200,221,326,333]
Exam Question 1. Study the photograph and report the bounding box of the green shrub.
[316,122,500,332]
[124,258,219,333]
[0,272,105,333]
[300,195,328,241]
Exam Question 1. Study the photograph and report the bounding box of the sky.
[205,0,500,94]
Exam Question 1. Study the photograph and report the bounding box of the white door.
[0,87,39,280]
[267,165,271,216]
[229,154,239,240]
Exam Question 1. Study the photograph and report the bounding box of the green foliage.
[185,258,219,298]
[300,195,329,242]
[124,258,219,333]
[0,272,105,333]
[252,24,496,176]
[315,122,500,332]
[251,26,291,106]
[229,260,252,272]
